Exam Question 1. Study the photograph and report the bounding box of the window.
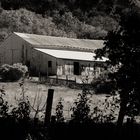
[48,61,52,68]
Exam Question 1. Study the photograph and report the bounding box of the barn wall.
[56,59,105,76]
[0,33,24,65]
[0,33,34,66]
[30,49,57,76]
[0,33,105,77]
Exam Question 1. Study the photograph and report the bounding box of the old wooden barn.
[0,32,107,77]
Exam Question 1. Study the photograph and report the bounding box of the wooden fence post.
[38,72,41,82]
[56,75,58,84]
[44,89,54,127]
[75,77,76,84]
[66,75,68,85]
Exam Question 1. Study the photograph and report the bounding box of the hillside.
[0,0,136,42]
[0,0,131,14]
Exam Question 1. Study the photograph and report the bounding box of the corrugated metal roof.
[14,32,104,51]
[35,48,108,62]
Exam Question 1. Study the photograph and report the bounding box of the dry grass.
[1,79,140,124]
[0,79,114,120]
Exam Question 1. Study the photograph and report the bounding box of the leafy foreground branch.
[95,7,140,130]
[0,82,140,140]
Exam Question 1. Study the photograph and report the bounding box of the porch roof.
[34,48,108,62]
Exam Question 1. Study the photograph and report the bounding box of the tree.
[95,7,140,128]
[71,88,92,123]
[55,98,64,123]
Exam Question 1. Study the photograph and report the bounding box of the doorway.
[48,61,52,76]
[74,62,80,75]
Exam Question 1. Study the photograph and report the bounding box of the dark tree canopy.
[95,7,140,126]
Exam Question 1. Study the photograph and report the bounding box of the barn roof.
[14,32,104,51]
[35,48,108,62]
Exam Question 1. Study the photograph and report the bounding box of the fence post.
[66,75,68,85]
[75,77,76,84]
[56,75,58,84]
[38,72,41,82]
[44,89,54,127]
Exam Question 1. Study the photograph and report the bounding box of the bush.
[55,98,64,123]
[0,63,28,81]
[71,88,92,123]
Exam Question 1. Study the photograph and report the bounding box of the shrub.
[71,88,92,123]
[0,63,28,81]
[55,98,64,123]
[91,94,120,123]
[0,86,9,118]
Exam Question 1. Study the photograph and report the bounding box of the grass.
[0,78,118,121]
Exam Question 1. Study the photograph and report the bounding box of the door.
[74,62,80,75]
[48,61,52,76]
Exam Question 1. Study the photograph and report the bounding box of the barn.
[0,32,107,77]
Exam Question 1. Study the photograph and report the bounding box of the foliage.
[0,86,9,118]
[29,86,47,120]
[11,78,30,120]
[0,80,31,140]
[0,79,139,139]
[95,7,140,126]
[71,88,92,123]
[0,0,136,42]
[11,100,30,120]
[0,63,28,81]
[70,81,119,123]
[89,15,119,32]
[0,0,131,14]
[0,1,121,41]
[91,94,120,123]
[55,97,64,123]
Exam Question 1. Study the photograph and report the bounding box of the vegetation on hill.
[0,0,132,14]
[0,0,134,41]
[0,7,119,41]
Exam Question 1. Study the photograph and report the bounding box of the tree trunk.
[116,99,127,136]
[117,89,128,128]
[117,101,126,128]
